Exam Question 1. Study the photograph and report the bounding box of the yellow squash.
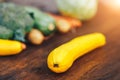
[0,39,26,56]
[47,33,106,73]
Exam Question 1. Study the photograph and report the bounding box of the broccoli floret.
[0,3,34,42]
[0,25,13,39]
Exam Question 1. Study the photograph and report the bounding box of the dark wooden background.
[0,0,120,80]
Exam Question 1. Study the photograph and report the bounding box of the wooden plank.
[0,0,120,80]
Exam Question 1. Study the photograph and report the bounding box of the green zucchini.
[25,6,56,36]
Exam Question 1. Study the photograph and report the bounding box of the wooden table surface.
[0,0,120,80]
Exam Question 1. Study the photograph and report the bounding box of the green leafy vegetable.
[0,26,13,39]
[0,3,34,42]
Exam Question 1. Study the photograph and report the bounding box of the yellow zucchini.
[47,33,106,73]
[0,39,26,56]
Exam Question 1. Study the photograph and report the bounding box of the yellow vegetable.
[47,33,106,73]
[0,39,26,56]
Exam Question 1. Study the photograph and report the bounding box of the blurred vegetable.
[49,14,82,33]
[63,17,82,28]
[49,14,71,33]
[0,39,26,56]
[0,3,34,42]
[56,19,71,33]
[47,33,106,73]
[0,26,13,39]
[25,6,56,36]
[28,29,45,45]
[56,0,98,20]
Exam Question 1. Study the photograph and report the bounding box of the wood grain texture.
[0,0,120,80]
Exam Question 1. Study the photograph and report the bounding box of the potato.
[28,29,45,45]
[56,19,71,33]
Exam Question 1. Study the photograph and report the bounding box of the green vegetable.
[0,3,34,42]
[56,0,98,20]
[0,26,13,39]
[25,6,56,36]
